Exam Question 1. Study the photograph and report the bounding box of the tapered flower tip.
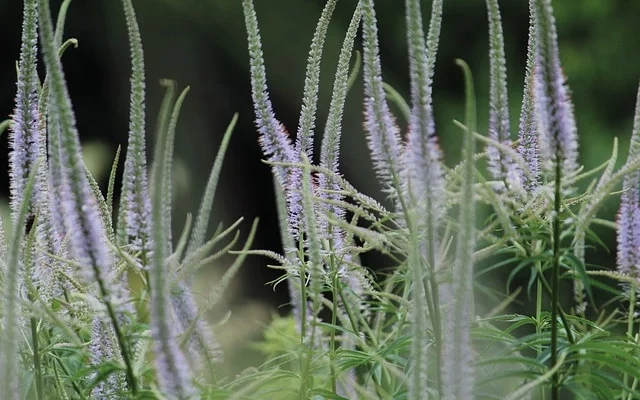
[617,172,640,277]
[532,0,579,182]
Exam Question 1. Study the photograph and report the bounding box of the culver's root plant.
[242,0,640,399]
[0,0,253,398]
[1,0,640,399]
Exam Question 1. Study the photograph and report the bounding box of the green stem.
[535,257,546,400]
[337,280,365,343]
[30,317,43,400]
[551,152,562,400]
[373,276,396,340]
[299,338,313,399]
[627,284,636,338]
[298,237,308,343]
[376,74,443,392]
[538,272,575,345]
[628,334,640,400]
[405,201,441,395]
[425,217,443,394]
[56,357,86,400]
[329,244,338,393]
[557,307,574,345]
[297,236,310,399]
[408,227,428,397]
[624,285,637,397]
[96,277,137,394]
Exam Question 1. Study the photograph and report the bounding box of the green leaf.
[202,218,258,311]
[562,252,595,307]
[0,120,11,137]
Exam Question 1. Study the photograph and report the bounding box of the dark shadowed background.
[1,0,639,371]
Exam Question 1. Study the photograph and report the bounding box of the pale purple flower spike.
[617,84,640,281]
[10,0,41,214]
[404,110,445,223]
[10,78,41,212]
[617,171,640,277]
[486,0,518,188]
[120,0,153,260]
[170,282,223,371]
[10,0,64,303]
[403,0,445,232]
[516,17,541,192]
[362,0,405,199]
[244,0,304,238]
[58,170,113,283]
[532,0,579,183]
[152,325,195,399]
[89,317,127,398]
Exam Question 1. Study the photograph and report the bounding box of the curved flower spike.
[361,0,405,200]
[486,0,519,188]
[532,0,579,190]
[617,83,640,280]
[118,0,153,264]
[517,10,541,192]
[10,0,42,217]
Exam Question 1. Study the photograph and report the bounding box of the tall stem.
[535,255,545,400]
[30,317,43,400]
[96,276,137,394]
[425,267,441,391]
[425,203,443,393]
[627,284,636,340]
[624,284,637,397]
[550,150,562,400]
[329,242,338,393]
[297,236,308,342]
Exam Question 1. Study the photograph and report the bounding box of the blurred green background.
[1,0,639,371]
